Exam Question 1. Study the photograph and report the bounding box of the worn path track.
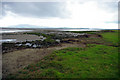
[2,43,85,77]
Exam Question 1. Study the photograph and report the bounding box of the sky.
[0,0,119,29]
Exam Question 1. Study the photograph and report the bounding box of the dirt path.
[2,43,85,77]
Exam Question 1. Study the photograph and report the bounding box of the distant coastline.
[0,28,101,33]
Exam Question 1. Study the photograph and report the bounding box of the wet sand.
[1,28,67,43]
[1,28,44,42]
[2,34,44,42]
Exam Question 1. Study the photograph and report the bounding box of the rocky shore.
[2,29,117,78]
[2,30,102,54]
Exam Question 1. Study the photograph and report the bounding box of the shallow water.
[57,28,100,31]
[0,39,16,45]
[0,29,32,33]
[0,39,16,42]
[0,29,33,43]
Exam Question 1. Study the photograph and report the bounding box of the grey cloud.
[97,2,117,12]
[2,2,70,18]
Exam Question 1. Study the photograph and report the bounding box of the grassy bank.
[100,30,118,46]
[65,31,98,34]
[7,30,119,78]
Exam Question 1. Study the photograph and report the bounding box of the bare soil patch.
[2,43,85,77]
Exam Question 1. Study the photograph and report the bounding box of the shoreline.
[2,29,115,54]
[2,29,101,54]
[2,29,118,78]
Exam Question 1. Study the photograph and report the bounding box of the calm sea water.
[57,28,100,31]
[0,29,32,33]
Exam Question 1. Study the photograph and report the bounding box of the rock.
[17,44,22,46]
[56,39,60,43]
[33,44,37,48]
[25,43,32,46]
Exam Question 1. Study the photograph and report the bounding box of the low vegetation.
[7,30,119,78]
[66,31,98,34]
[100,30,118,46]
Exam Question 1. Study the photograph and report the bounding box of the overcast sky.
[0,0,119,29]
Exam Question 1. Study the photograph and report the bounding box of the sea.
[0,29,32,33]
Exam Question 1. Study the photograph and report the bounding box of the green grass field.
[8,30,119,78]
[100,30,119,46]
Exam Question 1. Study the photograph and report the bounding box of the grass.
[8,45,118,78]
[100,30,119,46]
[7,30,119,78]
[24,32,50,38]
[66,31,98,34]
[24,32,59,45]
